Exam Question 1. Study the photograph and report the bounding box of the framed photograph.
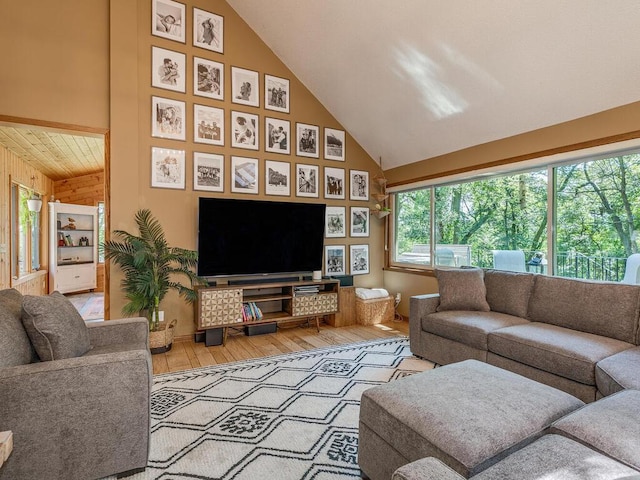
[151,96,185,140]
[231,111,258,150]
[152,0,185,43]
[325,245,346,276]
[324,166,345,200]
[296,122,319,158]
[151,46,185,93]
[324,128,346,161]
[265,117,290,155]
[351,207,370,237]
[193,7,223,54]
[350,244,370,275]
[151,147,185,189]
[325,206,346,238]
[296,163,319,198]
[265,160,290,196]
[350,169,369,201]
[193,152,223,192]
[265,74,290,113]
[231,156,258,194]
[194,104,224,145]
[231,67,259,107]
[193,57,223,100]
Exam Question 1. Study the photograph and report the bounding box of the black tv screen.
[197,198,326,277]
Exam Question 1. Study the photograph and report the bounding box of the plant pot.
[149,319,178,354]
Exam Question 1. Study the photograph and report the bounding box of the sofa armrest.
[409,294,440,358]
[0,349,151,480]
[87,316,149,349]
[393,457,465,480]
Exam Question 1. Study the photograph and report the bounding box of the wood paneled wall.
[53,172,104,205]
[54,171,105,292]
[0,145,53,293]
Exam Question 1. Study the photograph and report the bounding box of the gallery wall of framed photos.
[143,0,384,287]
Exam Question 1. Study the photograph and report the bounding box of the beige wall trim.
[387,129,640,189]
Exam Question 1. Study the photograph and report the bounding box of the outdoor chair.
[492,249,526,272]
[621,253,640,284]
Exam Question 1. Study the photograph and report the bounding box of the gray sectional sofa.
[409,268,640,402]
[0,288,151,480]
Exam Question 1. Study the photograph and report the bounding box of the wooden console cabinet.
[195,279,340,344]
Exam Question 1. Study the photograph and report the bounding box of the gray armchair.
[0,315,151,480]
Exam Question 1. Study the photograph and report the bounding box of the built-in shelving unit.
[48,202,98,294]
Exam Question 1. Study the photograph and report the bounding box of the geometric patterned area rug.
[115,337,433,480]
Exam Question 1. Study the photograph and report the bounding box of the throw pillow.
[0,288,37,367]
[436,267,490,312]
[21,291,91,361]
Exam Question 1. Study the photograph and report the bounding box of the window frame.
[10,181,42,280]
[388,139,640,276]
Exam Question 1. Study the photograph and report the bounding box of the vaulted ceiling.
[227,0,640,169]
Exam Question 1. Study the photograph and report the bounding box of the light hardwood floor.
[152,319,410,375]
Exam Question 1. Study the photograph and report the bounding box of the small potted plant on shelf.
[102,209,206,353]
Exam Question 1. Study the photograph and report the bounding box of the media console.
[195,279,340,346]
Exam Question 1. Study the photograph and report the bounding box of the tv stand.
[195,279,340,345]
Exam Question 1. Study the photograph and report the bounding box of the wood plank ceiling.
[0,124,104,181]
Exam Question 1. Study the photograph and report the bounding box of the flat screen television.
[197,197,326,277]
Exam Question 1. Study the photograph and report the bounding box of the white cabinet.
[49,202,98,294]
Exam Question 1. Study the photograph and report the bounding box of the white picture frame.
[350,244,370,275]
[151,147,185,189]
[324,166,345,200]
[350,206,370,237]
[325,245,346,276]
[231,156,258,194]
[193,57,223,100]
[265,117,290,155]
[152,0,185,43]
[151,46,186,93]
[324,127,345,161]
[296,163,319,198]
[325,206,346,238]
[194,104,224,145]
[193,7,223,54]
[350,169,369,201]
[193,152,224,192]
[265,160,290,196]
[231,66,259,107]
[231,111,259,150]
[296,122,320,158]
[264,74,290,113]
[151,96,185,141]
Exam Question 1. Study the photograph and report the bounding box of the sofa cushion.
[422,311,529,350]
[472,434,638,480]
[550,390,640,471]
[488,322,633,385]
[595,346,640,395]
[21,291,91,361]
[527,275,640,344]
[435,268,490,312]
[484,269,535,318]
[0,288,37,367]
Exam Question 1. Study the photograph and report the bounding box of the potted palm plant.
[102,209,205,353]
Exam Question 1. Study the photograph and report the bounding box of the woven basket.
[149,318,178,353]
[355,296,394,325]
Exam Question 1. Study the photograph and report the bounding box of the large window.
[11,183,41,278]
[391,148,640,281]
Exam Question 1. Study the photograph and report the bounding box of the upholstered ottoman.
[550,389,640,471]
[358,360,584,479]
